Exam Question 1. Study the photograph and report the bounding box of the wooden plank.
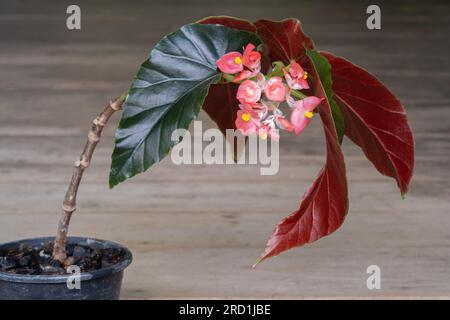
[0,0,449,298]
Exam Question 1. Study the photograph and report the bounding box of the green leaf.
[306,48,345,143]
[267,61,286,78]
[109,23,261,187]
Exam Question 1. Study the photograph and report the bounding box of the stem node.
[52,94,126,262]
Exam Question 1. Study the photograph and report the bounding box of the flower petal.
[242,43,261,70]
[264,76,287,102]
[290,106,310,135]
[276,117,294,132]
[237,80,262,103]
[302,96,323,112]
[216,52,243,74]
[232,70,252,83]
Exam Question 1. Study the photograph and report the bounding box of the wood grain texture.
[0,0,449,298]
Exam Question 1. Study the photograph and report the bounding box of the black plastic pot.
[0,237,132,300]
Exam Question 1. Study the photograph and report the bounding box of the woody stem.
[52,94,126,263]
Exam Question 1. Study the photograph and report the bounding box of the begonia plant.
[52,17,414,266]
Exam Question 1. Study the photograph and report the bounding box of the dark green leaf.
[109,23,260,187]
[306,48,345,143]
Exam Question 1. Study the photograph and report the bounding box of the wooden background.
[1,0,449,298]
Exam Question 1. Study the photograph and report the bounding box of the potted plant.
[0,16,414,300]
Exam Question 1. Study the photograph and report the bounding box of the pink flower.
[216,52,243,74]
[283,61,309,90]
[259,116,281,141]
[235,110,260,135]
[275,116,294,132]
[232,68,261,83]
[232,70,253,83]
[290,96,323,135]
[264,76,287,102]
[258,124,279,141]
[242,44,261,70]
[240,102,268,122]
[236,80,262,103]
[238,102,262,119]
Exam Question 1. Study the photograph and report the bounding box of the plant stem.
[267,61,286,78]
[290,89,307,100]
[52,94,126,262]
[222,73,235,83]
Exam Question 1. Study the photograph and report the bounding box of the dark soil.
[0,242,126,275]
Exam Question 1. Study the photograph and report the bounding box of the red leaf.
[197,16,256,33]
[202,83,240,135]
[256,56,348,264]
[321,52,414,195]
[254,18,314,64]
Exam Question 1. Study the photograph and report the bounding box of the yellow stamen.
[259,132,268,140]
[234,56,242,65]
[304,111,314,119]
[303,71,308,80]
[241,113,251,122]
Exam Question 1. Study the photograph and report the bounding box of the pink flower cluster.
[216,43,323,141]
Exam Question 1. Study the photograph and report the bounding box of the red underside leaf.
[198,16,256,33]
[202,83,244,158]
[202,83,239,135]
[257,55,348,263]
[321,52,414,195]
[254,18,314,64]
